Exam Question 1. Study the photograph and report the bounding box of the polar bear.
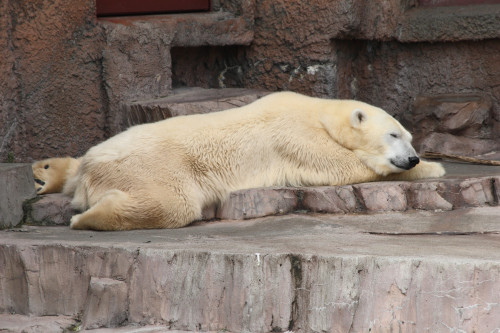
[32,92,445,230]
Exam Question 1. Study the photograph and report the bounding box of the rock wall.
[1,0,500,160]
[0,0,107,162]
[170,1,500,156]
[335,40,500,154]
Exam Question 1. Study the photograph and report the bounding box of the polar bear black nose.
[408,156,420,168]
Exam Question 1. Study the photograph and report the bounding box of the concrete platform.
[3,162,500,332]
[2,207,500,332]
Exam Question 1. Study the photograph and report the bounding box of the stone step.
[0,163,36,228]
[0,314,193,333]
[0,314,77,333]
[124,87,269,128]
[2,207,500,332]
[99,1,257,134]
[99,5,254,49]
[24,162,500,226]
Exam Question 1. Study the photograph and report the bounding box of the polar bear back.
[76,93,378,206]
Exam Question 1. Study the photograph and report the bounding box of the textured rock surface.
[0,314,177,333]
[335,39,500,139]
[2,207,500,332]
[419,132,500,157]
[2,0,500,161]
[406,95,500,155]
[100,2,255,134]
[23,162,500,226]
[301,186,359,214]
[82,277,128,329]
[125,88,269,128]
[0,0,106,162]
[0,0,255,159]
[23,193,76,226]
[0,164,36,228]
[0,314,77,333]
[216,187,299,220]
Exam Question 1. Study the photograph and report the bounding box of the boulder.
[408,95,500,156]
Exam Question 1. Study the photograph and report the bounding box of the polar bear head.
[322,101,420,176]
[32,157,79,194]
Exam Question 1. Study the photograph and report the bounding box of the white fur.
[35,92,445,230]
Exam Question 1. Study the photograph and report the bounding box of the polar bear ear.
[350,109,367,129]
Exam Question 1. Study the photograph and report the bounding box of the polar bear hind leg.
[70,189,199,230]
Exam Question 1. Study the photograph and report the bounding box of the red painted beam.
[97,0,210,16]
[419,0,500,7]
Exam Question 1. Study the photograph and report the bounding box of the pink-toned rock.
[493,176,500,202]
[432,179,464,209]
[0,245,29,314]
[0,314,76,333]
[216,187,298,220]
[99,3,256,134]
[2,245,135,317]
[125,88,269,128]
[349,259,500,333]
[201,205,217,221]
[23,175,500,228]
[353,182,409,212]
[407,181,453,211]
[82,277,128,329]
[418,132,500,157]
[25,193,76,226]
[459,177,496,207]
[3,207,500,332]
[406,95,500,156]
[301,186,358,213]
[412,95,492,138]
[433,177,498,209]
[81,325,179,332]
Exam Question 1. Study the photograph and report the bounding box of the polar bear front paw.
[389,160,446,181]
[418,160,446,178]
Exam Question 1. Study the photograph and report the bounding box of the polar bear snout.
[391,155,420,171]
[408,156,420,168]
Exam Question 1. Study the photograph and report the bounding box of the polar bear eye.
[390,133,399,138]
[44,164,49,169]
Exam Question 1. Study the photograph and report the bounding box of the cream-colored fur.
[33,92,445,230]
[32,157,81,194]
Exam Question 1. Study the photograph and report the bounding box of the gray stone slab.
[0,163,36,228]
[2,207,500,332]
[24,193,75,226]
[0,314,77,333]
[82,277,128,329]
